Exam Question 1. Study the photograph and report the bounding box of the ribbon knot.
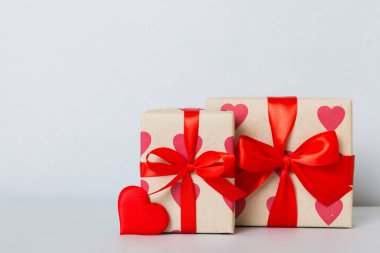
[282,155,292,173]
[185,163,195,173]
[237,97,354,227]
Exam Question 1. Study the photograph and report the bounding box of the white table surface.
[1,200,378,253]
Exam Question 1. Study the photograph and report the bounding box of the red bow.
[141,109,245,233]
[237,97,354,227]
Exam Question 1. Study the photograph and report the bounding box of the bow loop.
[194,151,227,178]
[238,136,283,173]
[291,131,340,167]
[145,147,187,176]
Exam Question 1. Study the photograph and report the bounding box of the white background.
[0,0,379,206]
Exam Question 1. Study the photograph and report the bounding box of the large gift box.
[140,108,245,233]
[206,97,354,228]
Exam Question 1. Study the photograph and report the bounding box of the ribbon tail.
[268,172,297,227]
[203,177,246,201]
[236,170,274,197]
[181,174,197,233]
[148,172,183,195]
[292,156,354,206]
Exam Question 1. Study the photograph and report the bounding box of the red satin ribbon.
[237,97,354,227]
[140,109,246,233]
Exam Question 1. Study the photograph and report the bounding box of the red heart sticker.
[173,134,202,160]
[224,136,235,154]
[317,106,345,131]
[222,197,246,218]
[118,186,169,235]
[315,200,343,225]
[266,196,275,211]
[171,182,200,206]
[220,104,248,129]
[140,179,149,192]
[140,132,152,156]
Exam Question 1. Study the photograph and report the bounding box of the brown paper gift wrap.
[140,109,238,233]
[206,98,354,228]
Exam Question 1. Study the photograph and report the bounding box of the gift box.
[140,108,245,233]
[206,97,354,228]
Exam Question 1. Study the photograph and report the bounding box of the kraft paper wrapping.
[206,98,353,228]
[140,109,237,233]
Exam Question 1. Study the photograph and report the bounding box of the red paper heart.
[141,131,152,156]
[224,136,235,154]
[173,134,202,160]
[220,103,248,129]
[317,106,345,131]
[315,200,343,225]
[118,186,169,235]
[171,182,200,206]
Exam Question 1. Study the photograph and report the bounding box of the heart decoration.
[141,132,152,156]
[140,179,149,192]
[317,106,345,131]
[223,197,246,218]
[173,134,203,160]
[315,200,343,225]
[235,199,247,218]
[224,136,235,154]
[220,103,248,129]
[266,196,275,211]
[118,186,169,235]
[171,182,200,206]
[223,197,234,212]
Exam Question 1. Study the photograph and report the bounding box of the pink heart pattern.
[266,197,343,225]
[317,106,345,131]
[266,196,275,211]
[223,197,234,212]
[222,197,246,218]
[140,131,152,156]
[224,136,235,154]
[170,182,201,206]
[173,134,202,160]
[235,199,247,218]
[140,179,149,192]
[220,104,248,129]
[315,200,343,225]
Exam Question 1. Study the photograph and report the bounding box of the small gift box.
[140,108,245,233]
[206,97,354,228]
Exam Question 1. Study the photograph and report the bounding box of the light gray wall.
[0,0,379,205]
